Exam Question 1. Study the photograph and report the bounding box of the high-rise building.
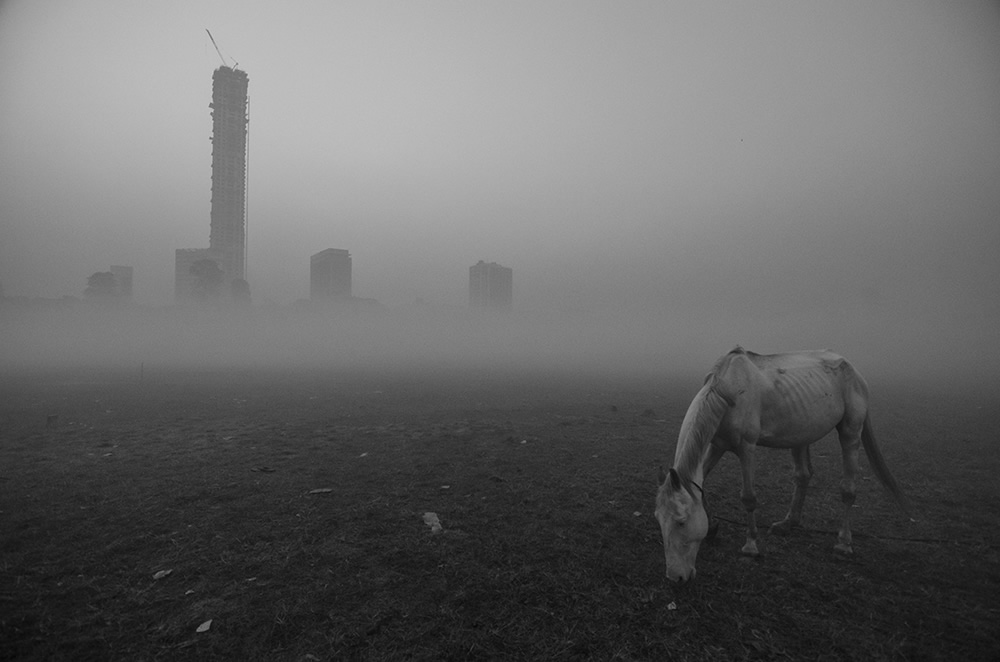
[175,65,248,303]
[310,249,352,301]
[469,260,512,310]
[208,65,249,282]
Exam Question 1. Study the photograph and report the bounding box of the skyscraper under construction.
[208,65,249,282]
[174,63,248,302]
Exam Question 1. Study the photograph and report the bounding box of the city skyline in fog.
[2,2,999,376]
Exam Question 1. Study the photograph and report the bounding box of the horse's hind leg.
[771,445,812,535]
[835,423,862,555]
[736,442,760,556]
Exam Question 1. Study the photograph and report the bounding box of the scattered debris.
[359,452,368,457]
[440,485,450,490]
[633,511,641,517]
[251,466,276,473]
[667,601,677,611]
[153,569,173,580]
[423,512,443,534]
[196,619,213,633]
[308,488,333,495]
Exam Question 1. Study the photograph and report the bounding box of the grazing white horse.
[655,346,909,584]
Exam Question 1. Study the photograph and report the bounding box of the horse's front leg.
[702,443,727,542]
[736,441,760,556]
[771,445,812,535]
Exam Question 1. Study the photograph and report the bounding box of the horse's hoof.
[769,520,796,536]
[740,541,760,557]
[833,543,853,555]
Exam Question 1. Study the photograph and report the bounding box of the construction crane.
[206,29,237,69]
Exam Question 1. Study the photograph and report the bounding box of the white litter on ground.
[422,512,443,534]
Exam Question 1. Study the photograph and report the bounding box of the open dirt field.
[1,365,998,661]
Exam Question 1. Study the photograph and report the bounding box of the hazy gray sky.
[2,2,998,356]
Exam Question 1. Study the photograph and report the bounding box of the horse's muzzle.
[666,569,695,586]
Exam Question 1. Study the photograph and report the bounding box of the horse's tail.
[861,412,912,518]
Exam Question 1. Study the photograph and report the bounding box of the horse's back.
[733,349,863,390]
[743,348,847,373]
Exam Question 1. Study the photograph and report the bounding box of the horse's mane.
[673,373,731,479]
[672,347,754,480]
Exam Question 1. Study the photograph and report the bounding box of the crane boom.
[206,29,228,67]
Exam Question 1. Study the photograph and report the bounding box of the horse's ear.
[667,467,682,491]
[658,465,666,485]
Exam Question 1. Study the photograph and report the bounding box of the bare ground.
[1,365,998,661]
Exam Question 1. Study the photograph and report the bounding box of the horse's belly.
[757,424,834,448]
[757,407,843,448]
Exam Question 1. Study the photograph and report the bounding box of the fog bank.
[3,300,996,388]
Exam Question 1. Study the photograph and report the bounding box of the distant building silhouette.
[175,249,223,302]
[469,260,512,310]
[109,265,133,299]
[310,249,352,301]
[175,64,249,302]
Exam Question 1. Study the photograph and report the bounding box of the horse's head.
[655,467,708,584]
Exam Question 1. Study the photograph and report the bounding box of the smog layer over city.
[3,3,1000,660]
[1,0,997,380]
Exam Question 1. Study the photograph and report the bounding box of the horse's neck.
[674,441,712,486]
[673,381,729,482]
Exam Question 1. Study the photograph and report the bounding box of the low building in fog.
[469,260,512,310]
[109,265,133,299]
[175,248,224,302]
[310,248,352,301]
